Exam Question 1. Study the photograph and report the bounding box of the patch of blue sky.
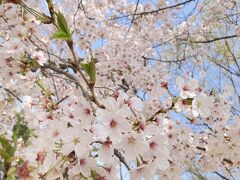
[0,37,3,45]
[39,0,50,16]
[136,89,149,101]
[92,38,108,50]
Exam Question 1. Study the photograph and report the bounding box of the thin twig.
[191,35,237,44]
[146,102,175,122]
[113,0,194,20]
[55,95,69,106]
[214,171,230,180]
[126,0,140,34]
[42,64,89,98]
[0,85,23,103]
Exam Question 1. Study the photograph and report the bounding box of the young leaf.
[0,136,16,163]
[12,113,33,145]
[51,11,72,41]
[0,160,3,171]
[6,174,16,180]
[51,30,71,40]
[56,11,69,34]
[90,170,98,179]
[80,61,96,84]
[7,166,16,175]
[0,135,12,152]
[0,149,11,160]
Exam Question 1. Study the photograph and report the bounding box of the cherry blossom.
[69,156,97,178]
[130,164,153,180]
[176,76,198,99]
[192,93,214,119]
[0,0,239,179]
[31,51,47,66]
[119,132,149,162]
[61,126,91,157]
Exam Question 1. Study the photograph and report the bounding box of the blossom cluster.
[0,0,239,179]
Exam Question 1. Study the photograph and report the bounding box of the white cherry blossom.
[176,76,198,99]
[119,132,149,162]
[61,126,91,156]
[192,93,214,119]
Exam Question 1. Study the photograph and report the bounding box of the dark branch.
[133,0,194,16]
[191,35,237,44]
[0,85,23,103]
[127,0,140,33]
[55,95,69,106]
[214,172,230,180]
[114,149,130,171]
[114,0,194,19]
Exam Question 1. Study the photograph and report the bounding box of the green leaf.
[28,59,39,67]
[56,11,69,34]
[80,60,96,84]
[12,113,33,145]
[0,149,11,160]
[7,167,16,177]
[6,174,16,180]
[51,30,71,40]
[16,158,24,166]
[0,160,3,171]
[51,11,72,41]
[90,170,98,178]
[8,145,16,157]
[92,146,99,152]
[0,136,16,162]
[0,135,12,152]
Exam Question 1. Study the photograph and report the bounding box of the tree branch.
[146,102,175,122]
[191,35,237,44]
[0,85,23,103]
[114,0,194,19]
[42,64,89,98]
[114,149,130,171]
[214,171,230,180]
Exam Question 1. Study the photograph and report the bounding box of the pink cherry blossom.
[176,76,198,99]
[119,132,149,162]
[61,126,91,157]
[0,0,239,179]
[192,93,214,119]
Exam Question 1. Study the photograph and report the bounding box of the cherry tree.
[0,0,239,179]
